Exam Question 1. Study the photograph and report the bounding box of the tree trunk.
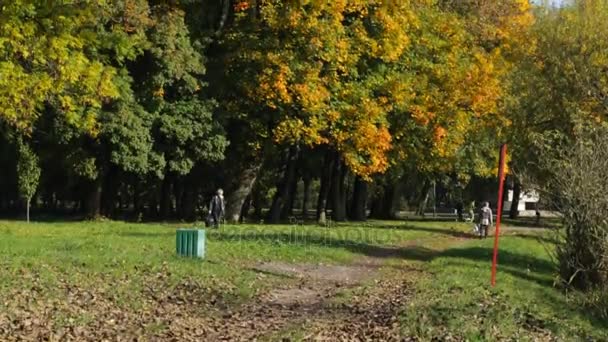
[181,188,196,222]
[102,168,119,218]
[330,153,347,222]
[268,146,299,223]
[26,198,30,223]
[133,182,142,217]
[316,151,334,224]
[370,182,400,219]
[85,177,103,219]
[240,194,251,223]
[417,181,432,217]
[280,175,298,220]
[301,176,312,220]
[509,180,521,219]
[252,188,263,219]
[174,178,184,219]
[215,0,231,36]
[225,161,262,223]
[149,186,159,219]
[160,175,173,220]
[349,176,368,221]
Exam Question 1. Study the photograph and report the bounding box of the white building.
[503,189,540,215]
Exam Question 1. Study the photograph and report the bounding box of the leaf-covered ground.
[0,220,605,341]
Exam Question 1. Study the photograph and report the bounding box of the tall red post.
[491,144,507,287]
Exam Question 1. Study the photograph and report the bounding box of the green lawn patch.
[401,232,608,340]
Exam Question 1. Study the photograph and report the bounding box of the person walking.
[478,201,493,239]
[208,189,225,228]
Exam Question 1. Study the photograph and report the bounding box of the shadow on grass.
[502,232,558,245]
[368,223,558,245]
[206,230,554,273]
[502,217,561,230]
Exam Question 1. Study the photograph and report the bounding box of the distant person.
[478,202,493,239]
[208,189,225,228]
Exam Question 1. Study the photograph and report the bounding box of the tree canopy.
[0,0,601,227]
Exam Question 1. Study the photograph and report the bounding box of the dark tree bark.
[281,175,299,220]
[159,175,173,220]
[316,150,334,224]
[416,181,432,217]
[85,176,103,218]
[26,198,31,223]
[117,188,123,212]
[330,153,348,222]
[317,151,336,224]
[370,182,400,219]
[148,185,160,218]
[301,175,312,220]
[349,176,368,221]
[268,145,299,223]
[239,194,251,223]
[133,181,142,217]
[215,0,231,36]
[174,178,184,218]
[225,161,262,223]
[251,187,263,219]
[509,180,521,219]
[181,187,197,222]
[102,167,119,218]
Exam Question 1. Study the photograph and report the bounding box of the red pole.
[491,144,507,287]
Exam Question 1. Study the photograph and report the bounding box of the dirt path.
[151,230,547,341]
[185,236,471,341]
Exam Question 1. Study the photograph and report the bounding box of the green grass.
[0,219,465,303]
[0,219,605,340]
[400,233,608,340]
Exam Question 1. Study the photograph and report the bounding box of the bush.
[578,287,608,319]
[538,125,608,292]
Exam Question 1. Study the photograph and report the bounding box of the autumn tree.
[220,0,415,222]
[365,0,531,218]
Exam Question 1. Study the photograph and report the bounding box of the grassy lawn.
[0,219,461,289]
[401,233,608,340]
[0,219,605,340]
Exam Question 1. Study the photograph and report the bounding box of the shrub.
[538,125,608,292]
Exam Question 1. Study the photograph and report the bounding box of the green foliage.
[156,99,228,175]
[508,0,608,173]
[506,2,608,305]
[536,124,608,295]
[0,1,152,134]
[99,100,164,177]
[16,140,40,202]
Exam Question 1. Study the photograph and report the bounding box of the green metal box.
[176,229,205,258]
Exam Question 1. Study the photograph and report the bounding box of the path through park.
[159,235,470,341]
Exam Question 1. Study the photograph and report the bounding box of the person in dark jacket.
[208,189,225,228]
